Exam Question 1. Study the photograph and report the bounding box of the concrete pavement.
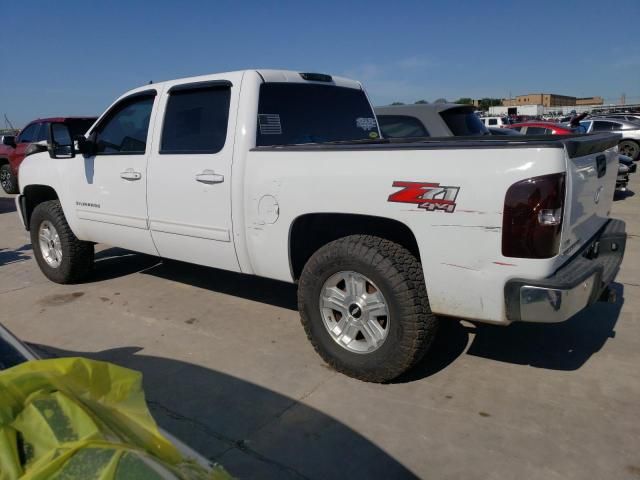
[0,176,638,479]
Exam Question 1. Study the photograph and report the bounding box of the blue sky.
[1,0,638,126]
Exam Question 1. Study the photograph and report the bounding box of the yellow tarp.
[0,358,231,480]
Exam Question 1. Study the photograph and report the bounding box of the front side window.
[441,107,488,136]
[95,94,155,154]
[377,115,429,138]
[161,86,231,154]
[17,124,39,143]
[256,83,379,146]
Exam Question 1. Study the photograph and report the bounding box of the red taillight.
[502,173,565,258]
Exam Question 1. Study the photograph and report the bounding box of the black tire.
[30,200,94,284]
[619,140,640,161]
[0,164,18,194]
[298,235,438,383]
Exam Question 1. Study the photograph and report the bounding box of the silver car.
[375,103,489,138]
[579,118,640,160]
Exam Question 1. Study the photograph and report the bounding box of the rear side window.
[256,83,379,146]
[161,85,231,154]
[441,108,488,136]
[592,121,616,131]
[525,126,551,135]
[488,118,498,126]
[377,115,429,138]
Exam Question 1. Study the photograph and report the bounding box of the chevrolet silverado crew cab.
[16,70,626,382]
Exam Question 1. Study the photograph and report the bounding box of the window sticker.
[356,117,377,131]
[258,114,282,135]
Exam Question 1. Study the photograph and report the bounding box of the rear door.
[146,76,240,271]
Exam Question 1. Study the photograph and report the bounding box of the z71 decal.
[388,181,460,213]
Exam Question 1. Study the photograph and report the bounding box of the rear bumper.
[505,219,626,323]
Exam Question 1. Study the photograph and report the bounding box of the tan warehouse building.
[502,94,603,107]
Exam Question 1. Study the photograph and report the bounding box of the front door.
[72,90,159,255]
[147,78,239,271]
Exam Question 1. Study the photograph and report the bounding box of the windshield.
[441,107,488,136]
[256,83,380,146]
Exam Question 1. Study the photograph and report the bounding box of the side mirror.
[2,136,16,148]
[48,123,75,159]
[77,131,98,156]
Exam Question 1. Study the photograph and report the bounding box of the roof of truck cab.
[126,70,363,94]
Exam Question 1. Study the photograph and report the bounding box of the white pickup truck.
[16,69,626,382]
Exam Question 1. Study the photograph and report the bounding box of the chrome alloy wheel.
[319,271,390,354]
[38,220,63,268]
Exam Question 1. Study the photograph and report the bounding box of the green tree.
[433,98,448,104]
[414,99,429,104]
[453,97,474,105]
[477,98,503,110]
[391,101,405,105]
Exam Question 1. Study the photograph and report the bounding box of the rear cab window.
[377,115,429,138]
[441,108,488,136]
[256,83,380,146]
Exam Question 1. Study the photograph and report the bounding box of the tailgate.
[561,133,621,256]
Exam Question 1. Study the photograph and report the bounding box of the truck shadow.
[29,343,417,480]
[384,282,623,383]
[614,189,635,201]
[92,247,298,311]
[90,248,624,381]
[463,282,624,370]
[0,197,16,214]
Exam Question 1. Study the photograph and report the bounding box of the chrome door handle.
[195,169,224,184]
[120,169,142,181]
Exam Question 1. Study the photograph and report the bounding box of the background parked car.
[578,118,640,160]
[375,103,488,138]
[507,121,579,135]
[591,114,640,124]
[479,116,511,128]
[487,127,522,136]
[0,117,96,194]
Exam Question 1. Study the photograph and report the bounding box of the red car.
[0,117,96,193]
[506,121,579,136]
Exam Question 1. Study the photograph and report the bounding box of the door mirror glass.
[48,123,75,159]
[1,136,16,148]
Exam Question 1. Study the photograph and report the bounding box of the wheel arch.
[22,184,60,230]
[288,212,421,280]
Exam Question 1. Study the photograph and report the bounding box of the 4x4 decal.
[388,181,460,213]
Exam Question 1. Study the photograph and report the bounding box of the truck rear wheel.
[298,235,438,382]
[0,164,18,194]
[30,200,94,284]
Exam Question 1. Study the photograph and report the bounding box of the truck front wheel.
[30,200,94,284]
[298,235,438,382]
